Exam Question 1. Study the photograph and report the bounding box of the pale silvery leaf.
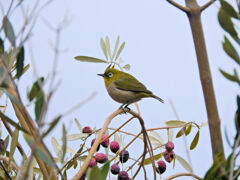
[66,133,88,141]
[51,136,62,158]
[200,121,208,127]
[147,131,164,146]
[115,42,125,60]
[165,120,186,126]
[168,128,174,142]
[175,154,193,172]
[100,38,108,60]
[105,36,112,60]
[123,64,130,71]
[112,36,120,60]
[67,146,76,154]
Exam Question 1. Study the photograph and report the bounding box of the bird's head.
[98,67,123,88]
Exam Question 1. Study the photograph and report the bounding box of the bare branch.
[164,172,203,180]
[200,0,216,12]
[166,0,190,13]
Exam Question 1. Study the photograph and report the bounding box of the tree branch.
[166,0,190,13]
[200,0,216,12]
[164,172,203,180]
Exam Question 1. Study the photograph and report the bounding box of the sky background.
[1,0,239,179]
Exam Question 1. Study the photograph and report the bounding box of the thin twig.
[166,0,190,12]
[229,133,240,180]
[164,172,203,180]
[0,161,12,180]
[200,0,216,12]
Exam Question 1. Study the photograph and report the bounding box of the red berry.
[119,150,129,163]
[164,150,175,163]
[91,138,100,151]
[118,171,129,180]
[110,163,120,175]
[88,158,97,167]
[82,126,92,134]
[156,160,166,174]
[95,153,108,163]
[101,134,110,148]
[110,141,120,153]
[165,141,174,152]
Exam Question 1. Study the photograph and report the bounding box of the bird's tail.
[151,94,164,103]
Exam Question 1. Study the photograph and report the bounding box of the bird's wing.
[114,76,152,93]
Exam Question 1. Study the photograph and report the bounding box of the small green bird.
[98,66,164,109]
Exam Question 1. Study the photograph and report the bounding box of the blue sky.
[1,0,239,179]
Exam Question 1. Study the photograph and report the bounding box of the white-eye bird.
[98,66,164,109]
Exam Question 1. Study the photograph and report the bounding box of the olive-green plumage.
[98,67,164,107]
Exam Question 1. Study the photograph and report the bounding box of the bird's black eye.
[107,72,113,77]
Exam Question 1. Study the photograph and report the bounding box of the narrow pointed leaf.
[185,125,192,136]
[66,133,87,141]
[100,162,110,180]
[51,137,61,157]
[176,127,186,138]
[35,92,45,122]
[175,154,192,172]
[9,128,19,159]
[42,115,62,137]
[100,38,108,60]
[142,153,163,165]
[28,77,44,101]
[24,134,54,167]
[112,36,120,60]
[123,64,130,71]
[165,120,186,126]
[3,16,15,46]
[148,131,164,146]
[0,38,4,54]
[105,36,111,60]
[190,130,200,150]
[223,36,240,65]
[0,111,29,133]
[4,135,9,151]
[115,42,125,60]
[16,46,25,79]
[74,56,107,63]
[220,69,240,84]
[74,118,82,131]
[61,124,67,163]
[13,64,30,79]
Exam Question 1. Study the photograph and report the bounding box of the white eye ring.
[108,72,113,77]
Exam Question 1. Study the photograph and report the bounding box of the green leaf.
[165,120,186,126]
[24,134,54,167]
[0,111,29,133]
[190,130,199,150]
[105,36,111,60]
[175,154,193,172]
[100,38,108,60]
[220,69,240,84]
[4,135,9,151]
[42,115,62,137]
[0,38,4,54]
[115,42,125,60]
[220,0,238,18]
[61,124,67,163]
[223,36,240,65]
[74,118,82,131]
[142,153,163,165]
[100,162,110,180]
[16,46,25,79]
[28,77,44,101]
[74,56,108,63]
[2,16,15,47]
[218,8,238,38]
[87,166,101,180]
[35,92,45,122]
[204,153,223,180]
[176,127,186,138]
[112,36,120,60]
[9,128,19,160]
[185,125,192,136]
[13,64,30,80]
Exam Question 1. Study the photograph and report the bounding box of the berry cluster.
[155,141,175,175]
[81,126,131,179]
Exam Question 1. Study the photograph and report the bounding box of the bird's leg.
[124,104,130,111]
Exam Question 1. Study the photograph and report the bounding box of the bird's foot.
[119,104,130,114]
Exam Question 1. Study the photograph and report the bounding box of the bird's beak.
[97,74,106,77]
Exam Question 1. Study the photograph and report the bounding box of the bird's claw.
[119,104,130,114]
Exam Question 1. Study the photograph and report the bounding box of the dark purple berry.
[101,134,109,148]
[110,141,120,153]
[156,160,166,174]
[82,126,92,134]
[91,138,100,151]
[119,150,129,163]
[0,139,5,153]
[164,150,175,163]
[118,171,129,180]
[111,163,120,175]
[88,157,97,167]
[95,153,108,163]
[165,141,174,152]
